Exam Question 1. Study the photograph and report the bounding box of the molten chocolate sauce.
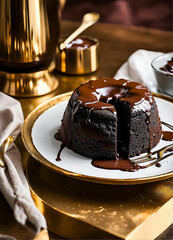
[92,158,141,171]
[54,133,64,161]
[162,131,173,141]
[56,143,65,161]
[66,37,95,50]
[156,163,161,167]
[160,57,173,74]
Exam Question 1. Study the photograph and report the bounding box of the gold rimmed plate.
[22,92,173,185]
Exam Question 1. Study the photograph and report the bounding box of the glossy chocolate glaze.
[75,78,154,113]
[162,131,173,141]
[66,37,95,50]
[160,57,173,74]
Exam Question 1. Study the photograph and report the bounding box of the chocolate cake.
[58,78,162,161]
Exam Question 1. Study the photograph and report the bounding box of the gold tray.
[26,157,173,239]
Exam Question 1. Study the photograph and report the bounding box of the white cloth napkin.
[0,92,47,238]
[114,49,163,92]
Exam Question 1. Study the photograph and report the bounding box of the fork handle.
[157,143,173,159]
[0,149,5,167]
[0,136,14,168]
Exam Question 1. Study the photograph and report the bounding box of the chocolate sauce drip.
[160,57,173,74]
[54,132,65,161]
[162,131,173,141]
[156,163,161,167]
[66,37,95,50]
[56,143,65,161]
[92,158,141,171]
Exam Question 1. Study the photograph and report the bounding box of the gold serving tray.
[26,157,173,239]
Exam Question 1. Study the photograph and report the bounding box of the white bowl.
[151,52,173,96]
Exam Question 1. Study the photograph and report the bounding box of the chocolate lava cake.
[58,78,162,160]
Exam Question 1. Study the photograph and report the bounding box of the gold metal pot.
[0,0,62,97]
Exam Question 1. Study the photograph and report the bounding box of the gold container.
[56,37,99,75]
[0,64,58,98]
[0,0,61,97]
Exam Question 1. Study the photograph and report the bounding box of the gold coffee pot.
[0,0,62,97]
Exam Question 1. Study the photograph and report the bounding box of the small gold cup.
[55,37,99,75]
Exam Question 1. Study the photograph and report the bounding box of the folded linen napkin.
[0,92,47,239]
[114,49,163,92]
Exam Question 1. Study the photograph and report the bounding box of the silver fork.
[161,121,173,131]
[132,143,173,168]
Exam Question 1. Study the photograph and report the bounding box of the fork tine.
[133,156,157,164]
[161,121,173,131]
[144,159,161,168]
[132,143,173,165]
[132,153,152,162]
[130,121,173,167]
[160,152,173,160]
[143,152,173,168]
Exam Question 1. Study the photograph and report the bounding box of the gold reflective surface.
[27,158,173,239]
[0,0,61,97]
[0,0,60,65]
[0,64,59,97]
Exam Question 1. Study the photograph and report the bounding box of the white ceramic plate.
[22,92,173,185]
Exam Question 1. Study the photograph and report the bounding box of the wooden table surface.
[0,20,172,239]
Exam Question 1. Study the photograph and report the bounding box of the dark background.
[62,0,172,31]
